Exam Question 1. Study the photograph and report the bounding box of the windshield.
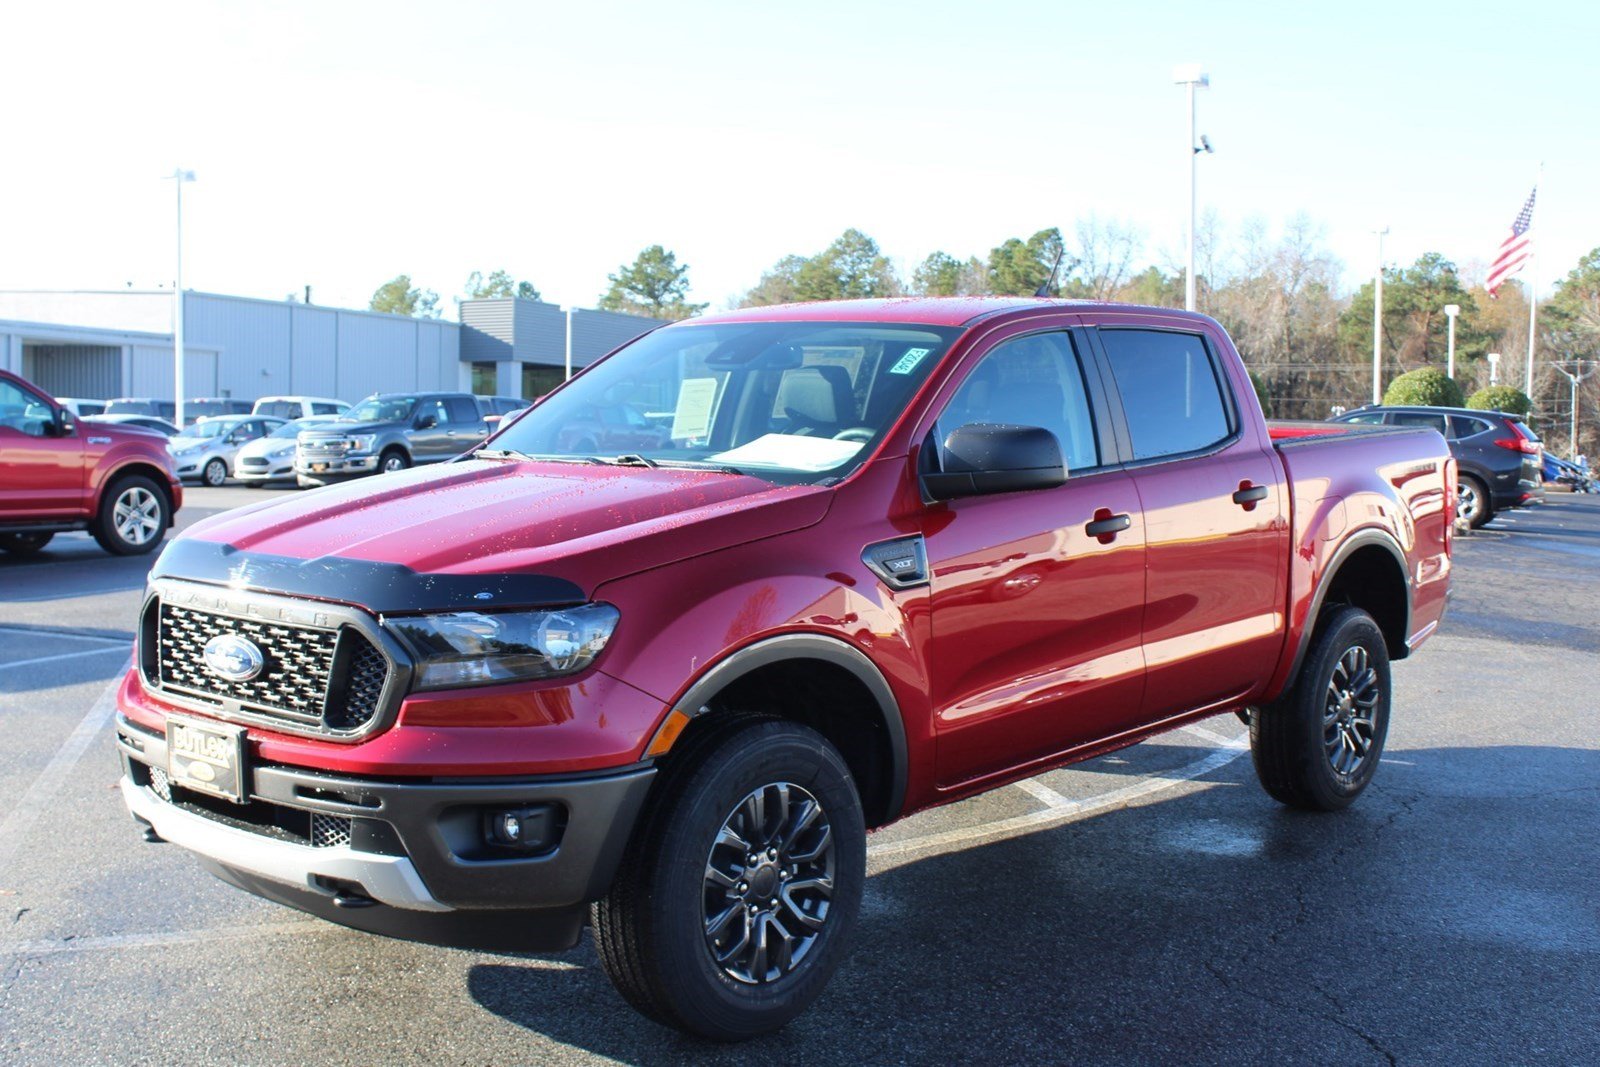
[489,321,961,484]
[343,397,416,422]
[271,419,326,439]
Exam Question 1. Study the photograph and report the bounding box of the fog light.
[483,805,557,854]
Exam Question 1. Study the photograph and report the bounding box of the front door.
[0,378,83,519]
[409,398,457,462]
[924,329,1148,787]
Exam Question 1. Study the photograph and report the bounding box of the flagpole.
[1525,164,1543,400]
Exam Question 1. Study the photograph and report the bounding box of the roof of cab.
[689,296,1213,329]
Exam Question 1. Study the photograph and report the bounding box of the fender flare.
[1285,528,1413,687]
[662,633,908,824]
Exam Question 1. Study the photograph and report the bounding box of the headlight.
[385,603,619,690]
[172,442,203,456]
[270,445,295,459]
[347,435,377,453]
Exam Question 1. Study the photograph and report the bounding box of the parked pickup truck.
[115,299,1453,1040]
[294,392,487,486]
[1,369,181,557]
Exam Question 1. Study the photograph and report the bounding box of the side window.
[445,397,480,424]
[1343,412,1386,425]
[1099,329,1233,461]
[1450,415,1488,439]
[1392,412,1449,435]
[0,380,53,437]
[417,399,449,426]
[933,332,1100,473]
[311,402,342,416]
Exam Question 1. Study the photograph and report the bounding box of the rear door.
[442,396,489,452]
[922,324,1148,786]
[1090,322,1288,720]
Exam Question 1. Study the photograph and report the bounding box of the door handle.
[1084,509,1132,543]
[1232,483,1269,509]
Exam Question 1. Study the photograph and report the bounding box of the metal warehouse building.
[0,290,656,407]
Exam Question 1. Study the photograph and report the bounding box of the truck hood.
[300,420,400,436]
[168,459,831,607]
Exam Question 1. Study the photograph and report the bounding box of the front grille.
[298,440,349,458]
[153,602,390,733]
[238,456,269,468]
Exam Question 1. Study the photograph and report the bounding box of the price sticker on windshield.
[671,378,719,440]
[889,348,932,375]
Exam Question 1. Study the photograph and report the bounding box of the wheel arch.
[648,633,908,828]
[98,460,178,522]
[1287,530,1412,685]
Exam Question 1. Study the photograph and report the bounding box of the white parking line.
[875,727,1249,867]
[0,921,325,959]
[0,645,129,672]
[0,625,129,645]
[0,669,126,878]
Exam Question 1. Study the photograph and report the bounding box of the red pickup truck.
[0,369,181,557]
[114,299,1453,1040]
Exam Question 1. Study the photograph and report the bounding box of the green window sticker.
[889,348,932,375]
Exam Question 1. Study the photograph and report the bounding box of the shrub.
[1383,367,1464,408]
[1248,370,1272,418]
[1466,385,1532,416]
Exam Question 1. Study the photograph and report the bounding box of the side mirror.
[922,423,1067,501]
[47,409,74,437]
[415,413,439,430]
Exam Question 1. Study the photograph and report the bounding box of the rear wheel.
[592,717,865,1041]
[1251,605,1391,811]
[0,531,54,557]
[1457,475,1490,528]
[92,475,169,556]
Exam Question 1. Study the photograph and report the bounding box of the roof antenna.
[1034,246,1064,298]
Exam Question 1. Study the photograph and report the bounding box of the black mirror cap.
[416,414,438,430]
[48,409,74,437]
[922,423,1067,501]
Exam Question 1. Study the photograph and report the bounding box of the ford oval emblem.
[202,633,265,682]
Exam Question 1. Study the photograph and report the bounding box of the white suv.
[252,396,350,420]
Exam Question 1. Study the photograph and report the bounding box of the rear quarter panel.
[1266,427,1452,699]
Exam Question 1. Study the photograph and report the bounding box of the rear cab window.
[1098,329,1234,461]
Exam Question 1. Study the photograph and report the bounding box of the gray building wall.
[20,344,121,398]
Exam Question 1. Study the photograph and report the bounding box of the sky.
[1,0,1595,318]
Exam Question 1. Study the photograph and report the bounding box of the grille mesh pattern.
[154,602,390,733]
[310,813,353,848]
[149,766,172,801]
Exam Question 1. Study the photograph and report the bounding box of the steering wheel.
[832,427,874,443]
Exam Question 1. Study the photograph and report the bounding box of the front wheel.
[202,457,228,487]
[0,531,54,557]
[591,717,865,1041]
[378,449,410,474]
[1250,605,1391,811]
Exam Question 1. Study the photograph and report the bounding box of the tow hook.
[133,815,164,844]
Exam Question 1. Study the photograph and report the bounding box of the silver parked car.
[233,417,340,486]
[167,415,285,486]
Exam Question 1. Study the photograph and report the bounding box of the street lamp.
[1554,360,1596,458]
[167,168,196,428]
[1173,64,1210,312]
[1372,226,1389,404]
[1444,304,1460,379]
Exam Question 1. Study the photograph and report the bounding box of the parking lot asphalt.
[1,485,1597,1065]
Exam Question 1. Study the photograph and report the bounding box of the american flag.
[1486,186,1537,298]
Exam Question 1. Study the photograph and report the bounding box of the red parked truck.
[115,299,1453,1039]
[0,370,181,557]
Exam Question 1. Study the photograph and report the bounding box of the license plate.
[312,463,328,473]
[166,715,248,803]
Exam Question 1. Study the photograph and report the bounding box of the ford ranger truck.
[116,299,1453,1040]
[0,369,181,557]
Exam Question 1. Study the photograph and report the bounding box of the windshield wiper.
[475,447,537,461]
[655,459,745,475]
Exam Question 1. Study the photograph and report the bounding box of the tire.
[1457,474,1491,528]
[1251,605,1391,811]
[0,531,54,557]
[378,448,410,474]
[591,717,866,1041]
[202,457,228,487]
[92,475,169,556]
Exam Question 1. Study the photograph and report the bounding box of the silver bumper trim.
[120,778,450,912]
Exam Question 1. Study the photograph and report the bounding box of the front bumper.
[295,453,378,479]
[234,458,295,482]
[117,715,654,943]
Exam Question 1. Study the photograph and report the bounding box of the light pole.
[1444,303,1460,380]
[1372,226,1389,404]
[1488,352,1501,386]
[1173,64,1210,312]
[167,168,196,428]
[1554,360,1595,458]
